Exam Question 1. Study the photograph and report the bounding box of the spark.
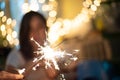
[31,37,78,70]
[17,37,79,76]
[18,68,26,75]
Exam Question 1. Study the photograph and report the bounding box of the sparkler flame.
[17,37,78,76]
[31,37,78,70]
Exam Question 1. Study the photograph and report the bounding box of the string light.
[0,24,5,31]
[22,0,40,13]
[38,0,45,3]
[13,38,19,46]
[12,31,17,38]
[2,31,6,37]
[42,4,51,11]
[94,0,101,6]
[6,34,12,42]
[91,4,97,11]
[49,10,57,17]
[30,0,39,11]
[0,10,18,47]
[22,3,30,13]
[47,0,101,44]
[2,16,7,22]
[0,11,4,17]
[7,18,12,25]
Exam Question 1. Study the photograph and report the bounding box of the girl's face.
[30,16,46,50]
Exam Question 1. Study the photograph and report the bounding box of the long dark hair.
[19,11,47,61]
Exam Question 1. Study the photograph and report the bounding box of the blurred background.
[0,0,120,80]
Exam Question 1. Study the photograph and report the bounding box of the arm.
[0,71,23,79]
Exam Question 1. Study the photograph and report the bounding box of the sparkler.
[17,37,79,79]
[31,37,78,70]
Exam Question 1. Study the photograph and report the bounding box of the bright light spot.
[49,10,57,17]
[12,31,17,38]
[32,64,40,71]
[74,50,80,52]
[55,21,62,28]
[39,0,45,3]
[14,39,19,45]
[7,18,12,25]
[47,17,56,27]
[33,58,38,62]
[42,4,52,11]
[94,0,100,6]
[0,24,5,31]
[63,19,71,27]
[2,31,6,36]
[91,5,97,11]
[18,68,25,74]
[47,17,56,22]
[48,21,63,43]
[0,11,4,17]
[48,31,59,44]
[30,0,39,11]
[6,34,12,42]
[2,16,7,22]
[22,3,30,13]
[32,67,37,71]
[71,57,78,61]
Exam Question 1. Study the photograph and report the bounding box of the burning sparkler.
[17,37,79,78]
[31,37,78,70]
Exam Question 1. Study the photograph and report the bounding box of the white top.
[6,49,25,68]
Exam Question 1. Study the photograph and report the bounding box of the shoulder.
[8,49,21,58]
[6,48,25,68]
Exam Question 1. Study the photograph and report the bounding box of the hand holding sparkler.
[18,56,57,80]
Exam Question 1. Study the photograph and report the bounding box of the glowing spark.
[30,37,78,70]
[32,64,40,71]
[71,57,78,61]
[60,74,66,80]
[74,49,80,52]
[18,68,26,74]
[17,37,78,76]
